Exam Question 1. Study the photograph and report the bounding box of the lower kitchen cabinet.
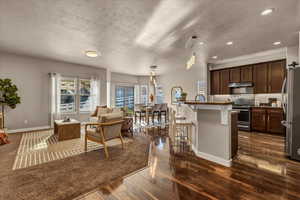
[267,109,285,134]
[252,107,285,135]
[252,108,267,132]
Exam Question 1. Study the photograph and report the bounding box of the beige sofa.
[89,106,124,122]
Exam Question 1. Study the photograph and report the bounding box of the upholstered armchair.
[85,112,124,158]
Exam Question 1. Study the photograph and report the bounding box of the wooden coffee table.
[54,119,81,141]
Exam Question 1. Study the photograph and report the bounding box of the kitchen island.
[182,101,237,167]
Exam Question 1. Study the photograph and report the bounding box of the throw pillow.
[97,107,109,117]
[0,131,9,145]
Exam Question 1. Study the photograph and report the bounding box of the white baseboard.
[192,145,232,167]
[7,126,51,134]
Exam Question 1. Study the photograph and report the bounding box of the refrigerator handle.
[281,77,287,114]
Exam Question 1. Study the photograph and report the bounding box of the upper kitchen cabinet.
[210,59,286,95]
[211,70,220,95]
[220,69,230,94]
[229,68,241,83]
[268,60,286,93]
[240,65,253,82]
[253,63,268,93]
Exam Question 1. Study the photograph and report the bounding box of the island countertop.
[184,101,233,105]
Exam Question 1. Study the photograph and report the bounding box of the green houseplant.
[179,92,187,101]
[0,79,21,128]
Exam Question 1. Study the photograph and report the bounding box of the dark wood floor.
[75,130,300,200]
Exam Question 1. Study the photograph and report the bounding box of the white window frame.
[79,78,92,113]
[155,85,164,104]
[60,77,93,114]
[140,85,148,105]
[60,77,77,114]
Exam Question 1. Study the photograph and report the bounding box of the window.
[79,79,91,112]
[197,80,206,95]
[140,85,148,105]
[60,78,76,113]
[59,77,94,113]
[155,85,164,104]
[115,86,134,111]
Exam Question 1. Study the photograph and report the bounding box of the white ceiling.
[0,0,299,75]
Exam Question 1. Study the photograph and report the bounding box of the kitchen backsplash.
[210,93,284,106]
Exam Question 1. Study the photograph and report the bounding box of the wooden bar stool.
[160,103,168,123]
[152,104,161,124]
[169,110,193,154]
[134,104,146,124]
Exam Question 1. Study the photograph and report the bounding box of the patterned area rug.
[13,129,132,170]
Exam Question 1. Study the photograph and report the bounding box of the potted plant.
[0,79,21,129]
[179,92,187,101]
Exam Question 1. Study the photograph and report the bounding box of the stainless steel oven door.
[233,108,251,131]
[237,109,250,123]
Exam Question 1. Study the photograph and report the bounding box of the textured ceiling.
[0,0,299,75]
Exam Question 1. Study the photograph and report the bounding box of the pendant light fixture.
[185,35,198,70]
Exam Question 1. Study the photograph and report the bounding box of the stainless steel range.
[232,98,254,131]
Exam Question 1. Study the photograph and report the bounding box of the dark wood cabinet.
[252,108,267,132]
[210,59,286,95]
[220,69,230,94]
[211,70,220,95]
[230,68,241,83]
[268,60,286,93]
[267,109,285,134]
[252,107,285,135]
[253,63,268,94]
[241,65,253,82]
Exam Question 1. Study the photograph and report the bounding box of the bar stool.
[169,110,193,154]
[152,104,161,124]
[160,103,168,123]
[134,104,146,124]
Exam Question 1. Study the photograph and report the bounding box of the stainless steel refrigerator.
[282,61,300,161]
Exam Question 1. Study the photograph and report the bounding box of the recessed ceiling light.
[85,50,98,58]
[226,41,233,45]
[273,41,281,46]
[261,8,274,16]
[212,56,218,59]
[199,42,204,45]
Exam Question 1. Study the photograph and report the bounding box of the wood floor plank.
[76,130,300,200]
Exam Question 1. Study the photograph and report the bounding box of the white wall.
[159,55,208,104]
[110,72,139,107]
[286,45,299,65]
[0,52,107,130]
[210,48,286,70]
